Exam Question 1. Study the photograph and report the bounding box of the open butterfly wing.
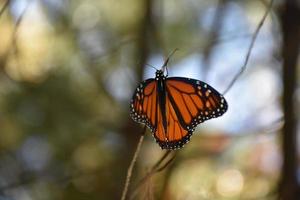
[130,79,157,132]
[166,77,228,126]
[154,94,193,149]
[154,77,228,149]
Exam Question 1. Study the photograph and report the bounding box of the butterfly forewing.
[166,77,228,130]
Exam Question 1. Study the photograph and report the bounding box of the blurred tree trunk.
[135,0,153,78]
[119,0,153,198]
[279,0,300,199]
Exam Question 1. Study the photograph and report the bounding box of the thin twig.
[153,153,176,172]
[137,151,173,186]
[121,126,146,200]
[129,151,176,200]
[0,0,9,18]
[11,1,31,48]
[3,1,30,56]
[0,1,31,80]
[94,37,136,62]
[222,0,274,95]
[151,150,171,170]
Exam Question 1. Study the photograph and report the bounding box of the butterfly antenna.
[145,63,158,71]
[162,48,179,75]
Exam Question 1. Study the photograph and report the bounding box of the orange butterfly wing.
[130,79,158,132]
[130,77,228,150]
[154,94,192,149]
[166,77,227,125]
[154,77,227,149]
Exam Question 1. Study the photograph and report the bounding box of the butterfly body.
[130,69,228,150]
[156,70,168,134]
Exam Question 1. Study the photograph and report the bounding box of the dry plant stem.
[0,0,10,18]
[121,126,146,200]
[0,1,30,80]
[154,153,176,172]
[151,150,171,170]
[11,2,30,44]
[138,151,173,186]
[130,151,176,200]
[222,0,274,95]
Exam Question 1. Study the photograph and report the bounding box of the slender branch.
[151,150,172,170]
[0,1,31,80]
[3,1,30,55]
[0,0,9,18]
[120,126,146,200]
[154,153,176,172]
[11,1,30,47]
[95,37,136,62]
[222,0,274,95]
[229,117,283,139]
[129,151,176,199]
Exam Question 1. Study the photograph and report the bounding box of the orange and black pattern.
[130,71,228,150]
[130,79,157,133]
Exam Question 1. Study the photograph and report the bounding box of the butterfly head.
[155,69,166,80]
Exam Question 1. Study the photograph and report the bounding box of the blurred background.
[0,0,298,199]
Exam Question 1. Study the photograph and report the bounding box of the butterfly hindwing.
[130,78,157,132]
[154,94,193,149]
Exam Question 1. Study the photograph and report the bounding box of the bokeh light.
[216,169,244,197]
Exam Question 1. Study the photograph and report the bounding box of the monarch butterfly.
[130,55,228,150]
